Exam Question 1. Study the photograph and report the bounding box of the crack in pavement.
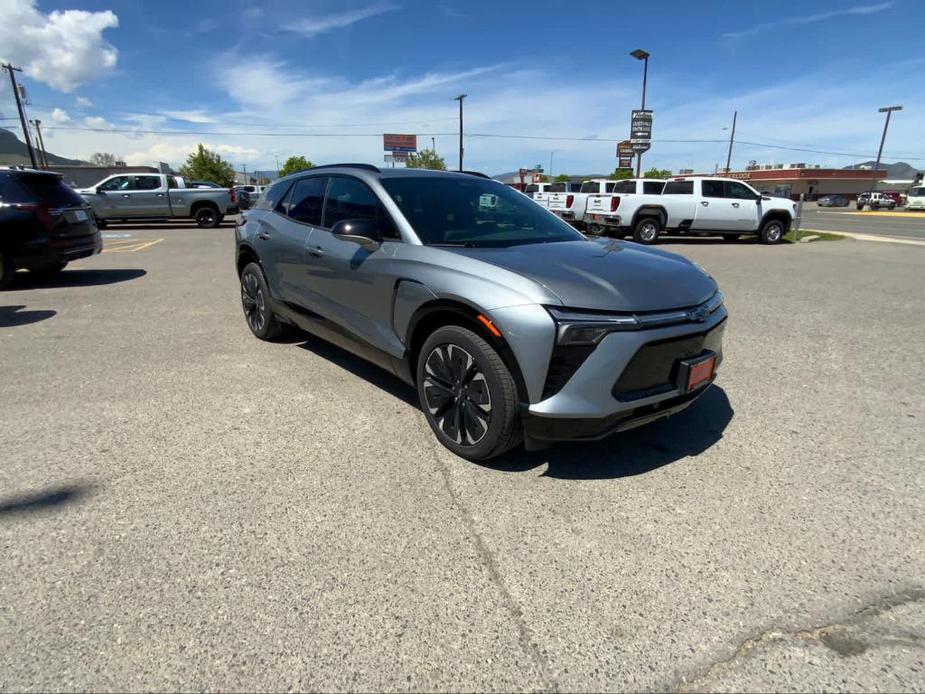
[429,440,560,692]
[676,586,925,692]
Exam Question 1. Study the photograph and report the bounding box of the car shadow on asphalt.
[295,332,734,479]
[483,386,734,480]
[0,483,97,520]
[7,268,147,290]
[0,304,57,327]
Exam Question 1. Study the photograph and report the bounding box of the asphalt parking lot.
[2,222,924,692]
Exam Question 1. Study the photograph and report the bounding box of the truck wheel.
[633,217,660,244]
[759,218,785,244]
[856,204,864,210]
[586,224,603,236]
[0,252,15,290]
[195,206,222,228]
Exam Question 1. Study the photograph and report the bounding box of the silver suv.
[235,165,727,461]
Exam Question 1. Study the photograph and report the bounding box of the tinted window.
[382,176,583,248]
[257,180,292,212]
[285,176,327,225]
[579,182,599,194]
[726,181,757,199]
[0,173,84,206]
[909,187,925,197]
[525,184,538,194]
[612,180,636,194]
[605,182,616,193]
[322,176,397,238]
[133,176,162,190]
[702,180,725,198]
[643,181,665,195]
[98,176,132,192]
[663,180,693,195]
[549,183,568,192]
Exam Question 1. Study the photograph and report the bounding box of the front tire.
[633,217,661,244]
[759,218,786,244]
[417,325,522,462]
[195,206,222,228]
[240,262,287,340]
[0,252,15,290]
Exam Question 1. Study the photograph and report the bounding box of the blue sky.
[1,0,923,174]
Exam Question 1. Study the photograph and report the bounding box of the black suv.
[0,167,102,289]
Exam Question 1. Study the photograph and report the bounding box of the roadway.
[799,204,925,241]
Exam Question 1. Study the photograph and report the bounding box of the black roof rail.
[460,170,490,179]
[295,163,381,175]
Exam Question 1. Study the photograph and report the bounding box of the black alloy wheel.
[195,206,221,228]
[239,262,286,340]
[422,343,492,446]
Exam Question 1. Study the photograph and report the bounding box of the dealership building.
[687,164,888,200]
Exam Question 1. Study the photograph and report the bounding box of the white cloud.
[242,7,261,19]
[51,107,72,124]
[122,141,258,167]
[0,0,118,92]
[160,109,216,124]
[83,116,112,129]
[75,96,93,108]
[284,2,397,38]
[723,1,893,39]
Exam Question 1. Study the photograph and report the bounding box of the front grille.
[613,319,725,401]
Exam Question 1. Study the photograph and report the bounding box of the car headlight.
[546,291,724,345]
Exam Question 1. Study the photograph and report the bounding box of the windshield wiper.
[431,242,477,248]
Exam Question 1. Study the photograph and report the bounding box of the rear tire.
[759,218,786,244]
[195,206,222,228]
[0,252,15,290]
[417,325,522,462]
[239,262,288,340]
[633,217,661,244]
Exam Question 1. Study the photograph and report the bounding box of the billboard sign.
[383,133,417,153]
[630,109,653,140]
[617,140,634,166]
[618,156,633,169]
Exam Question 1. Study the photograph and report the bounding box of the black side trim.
[541,344,596,400]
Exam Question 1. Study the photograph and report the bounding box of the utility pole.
[724,110,737,174]
[454,94,467,171]
[873,105,902,191]
[431,136,436,154]
[630,49,649,178]
[2,63,38,168]
[274,154,280,177]
[30,119,49,168]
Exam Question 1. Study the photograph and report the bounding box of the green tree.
[404,148,446,170]
[643,167,673,179]
[178,144,235,187]
[608,168,634,180]
[90,152,119,166]
[278,155,314,177]
[554,173,571,182]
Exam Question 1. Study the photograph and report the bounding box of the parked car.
[817,195,849,207]
[524,181,552,208]
[576,177,795,244]
[881,191,904,207]
[0,167,101,289]
[855,191,896,211]
[906,186,925,211]
[548,179,618,228]
[236,164,726,461]
[584,178,666,234]
[77,173,238,228]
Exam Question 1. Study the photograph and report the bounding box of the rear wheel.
[417,325,521,462]
[240,262,287,340]
[759,218,786,244]
[0,252,15,290]
[633,217,661,244]
[195,206,222,228]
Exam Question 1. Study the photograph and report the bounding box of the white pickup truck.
[524,182,552,207]
[581,176,796,244]
[77,173,238,228]
[584,178,667,234]
[548,179,617,228]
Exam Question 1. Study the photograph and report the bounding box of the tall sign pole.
[724,111,737,174]
[31,119,49,168]
[2,63,38,168]
[873,105,902,191]
[454,94,467,172]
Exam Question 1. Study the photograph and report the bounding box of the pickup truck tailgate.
[585,195,613,213]
[548,193,571,211]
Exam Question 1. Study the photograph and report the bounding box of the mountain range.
[0,127,86,166]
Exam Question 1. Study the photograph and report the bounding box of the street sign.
[383,134,417,152]
[618,156,633,169]
[630,140,651,154]
[630,109,653,140]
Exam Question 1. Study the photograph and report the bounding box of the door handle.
[701,201,709,206]
[256,230,271,240]
[156,193,165,198]
[307,245,325,257]
[121,194,130,198]
[731,202,740,208]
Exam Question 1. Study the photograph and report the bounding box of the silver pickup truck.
[77,173,238,228]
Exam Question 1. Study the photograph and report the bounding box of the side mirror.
[331,218,381,252]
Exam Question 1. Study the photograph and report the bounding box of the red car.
[882,191,905,206]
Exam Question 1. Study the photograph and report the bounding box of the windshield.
[909,187,925,197]
[382,176,585,248]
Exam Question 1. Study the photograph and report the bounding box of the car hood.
[445,239,717,312]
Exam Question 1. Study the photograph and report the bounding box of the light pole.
[724,110,737,174]
[550,150,561,179]
[630,49,649,178]
[2,63,38,168]
[872,105,902,191]
[274,154,280,177]
[454,94,467,171]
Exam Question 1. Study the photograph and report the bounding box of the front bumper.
[523,308,727,441]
